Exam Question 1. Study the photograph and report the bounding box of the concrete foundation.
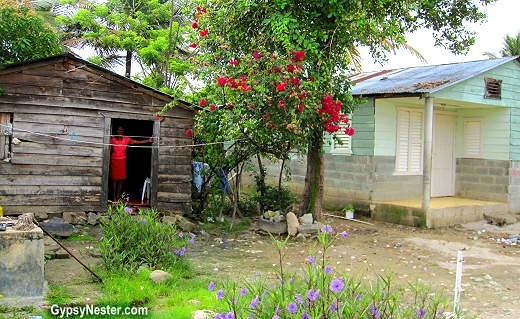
[0,227,45,306]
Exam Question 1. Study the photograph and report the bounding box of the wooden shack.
[0,53,194,215]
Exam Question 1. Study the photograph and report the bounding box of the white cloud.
[360,0,520,72]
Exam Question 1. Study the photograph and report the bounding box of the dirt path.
[44,217,520,318]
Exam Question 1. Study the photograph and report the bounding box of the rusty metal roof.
[350,56,520,96]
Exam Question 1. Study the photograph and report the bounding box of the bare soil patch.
[43,216,520,318]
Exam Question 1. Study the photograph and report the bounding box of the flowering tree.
[186,0,494,221]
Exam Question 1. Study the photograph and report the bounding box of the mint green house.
[274,57,520,227]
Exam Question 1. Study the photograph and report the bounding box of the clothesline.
[0,123,243,149]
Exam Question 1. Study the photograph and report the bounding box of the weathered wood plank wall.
[0,54,194,215]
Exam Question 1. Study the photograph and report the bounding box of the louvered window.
[0,113,13,161]
[331,116,352,154]
[395,108,423,174]
[485,78,502,99]
[463,118,484,158]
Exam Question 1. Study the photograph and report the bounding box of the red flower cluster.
[229,60,238,66]
[291,50,305,62]
[199,99,207,106]
[190,43,197,48]
[253,51,263,59]
[200,29,209,37]
[319,95,350,133]
[186,128,193,137]
[210,104,216,111]
[276,83,288,92]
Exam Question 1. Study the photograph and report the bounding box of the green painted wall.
[351,98,375,156]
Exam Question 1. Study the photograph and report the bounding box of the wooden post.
[454,250,464,313]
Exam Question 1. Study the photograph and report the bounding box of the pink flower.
[192,21,198,29]
[253,51,263,59]
[217,77,227,86]
[189,43,197,48]
[186,129,193,137]
[230,60,238,66]
[210,104,216,111]
[199,99,207,106]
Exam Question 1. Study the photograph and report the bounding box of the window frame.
[0,113,13,162]
[394,107,424,175]
[462,118,485,158]
[330,115,353,155]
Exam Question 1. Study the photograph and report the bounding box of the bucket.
[0,205,3,216]
[345,210,354,219]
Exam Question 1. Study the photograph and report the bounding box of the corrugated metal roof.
[350,56,520,96]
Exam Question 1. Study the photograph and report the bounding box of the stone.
[39,217,74,238]
[272,215,285,223]
[294,233,307,242]
[191,310,215,319]
[62,212,87,225]
[162,215,177,225]
[0,227,45,306]
[299,213,313,225]
[54,248,70,259]
[176,216,200,233]
[34,212,48,221]
[87,212,100,225]
[297,223,323,235]
[149,270,172,284]
[286,212,299,236]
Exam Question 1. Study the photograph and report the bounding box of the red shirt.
[111,136,131,159]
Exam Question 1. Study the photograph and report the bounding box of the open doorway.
[109,118,154,205]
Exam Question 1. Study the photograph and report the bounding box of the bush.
[207,226,470,319]
[99,201,193,272]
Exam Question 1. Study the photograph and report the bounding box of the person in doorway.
[110,126,153,202]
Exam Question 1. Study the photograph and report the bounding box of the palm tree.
[483,31,520,59]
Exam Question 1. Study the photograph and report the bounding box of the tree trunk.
[299,131,324,221]
[125,50,132,78]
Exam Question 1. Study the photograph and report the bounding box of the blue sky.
[360,0,520,72]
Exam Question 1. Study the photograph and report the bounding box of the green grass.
[202,218,252,233]
[66,232,95,241]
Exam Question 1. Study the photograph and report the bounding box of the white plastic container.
[345,210,354,219]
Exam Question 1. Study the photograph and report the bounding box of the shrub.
[207,226,470,319]
[99,201,193,272]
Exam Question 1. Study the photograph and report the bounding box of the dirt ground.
[43,215,520,319]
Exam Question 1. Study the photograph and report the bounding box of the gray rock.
[297,223,323,235]
[40,217,74,237]
[176,216,200,233]
[299,213,313,225]
[162,216,177,225]
[62,212,87,225]
[34,212,48,221]
[272,215,285,223]
[87,212,100,225]
[286,212,299,237]
[294,233,307,242]
[149,270,172,284]
[191,310,215,319]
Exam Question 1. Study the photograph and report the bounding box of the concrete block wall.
[455,158,509,202]
[508,160,520,213]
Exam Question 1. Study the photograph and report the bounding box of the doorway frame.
[101,115,159,209]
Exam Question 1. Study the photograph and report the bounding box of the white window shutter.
[463,118,484,158]
[396,109,423,174]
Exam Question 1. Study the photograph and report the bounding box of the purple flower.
[354,293,363,301]
[178,232,184,238]
[306,289,320,301]
[417,308,427,318]
[307,256,315,265]
[370,304,381,319]
[272,316,280,319]
[325,266,332,274]
[329,304,337,312]
[124,207,133,213]
[217,289,225,300]
[208,281,215,291]
[174,250,179,255]
[436,310,443,317]
[320,224,333,234]
[295,294,304,304]
[341,231,347,238]
[303,314,312,319]
[286,302,298,315]
[225,312,234,319]
[288,277,294,284]
[249,295,259,309]
[215,314,225,319]
[179,250,185,256]
[188,239,194,244]
[240,287,248,297]
[330,278,344,293]
[125,197,129,202]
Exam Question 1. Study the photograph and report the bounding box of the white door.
[432,113,455,197]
